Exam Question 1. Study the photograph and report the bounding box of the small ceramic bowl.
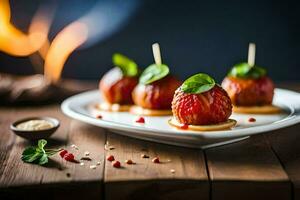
[10,117,60,140]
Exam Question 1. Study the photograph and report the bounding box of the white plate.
[61,89,300,149]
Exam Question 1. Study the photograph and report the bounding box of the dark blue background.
[0,0,299,82]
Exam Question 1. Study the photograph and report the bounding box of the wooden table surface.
[0,83,300,200]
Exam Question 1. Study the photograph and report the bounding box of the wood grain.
[205,135,291,200]
[0,106,106,200]
[268,82,300,199]
[0,82,300,200]
[104,132,209,200]
[266,124,300,200]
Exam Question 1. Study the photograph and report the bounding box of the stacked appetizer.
[222,43,280,114]
[130,43,182,116]
[169,73,236,131]
[98,54,139,111]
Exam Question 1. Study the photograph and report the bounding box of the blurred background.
[0,0,299,83]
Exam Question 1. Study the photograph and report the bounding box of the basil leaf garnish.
[21,139,61,165]
[112,53,138,77]
[38,139,47,150]
[181,73,215,94]
[228,62,266,79]
[139,64,169,84]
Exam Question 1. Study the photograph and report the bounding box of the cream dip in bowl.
[10,117,60,140]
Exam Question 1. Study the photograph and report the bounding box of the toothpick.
[152,43,162,65]
[248,43,256,67]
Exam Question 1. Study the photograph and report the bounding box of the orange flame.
[0,0,51,57]
[44,22,88,83]
[1,1,89,83]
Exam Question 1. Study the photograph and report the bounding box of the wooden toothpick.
[152,43,162,65]
[248,43,256,67]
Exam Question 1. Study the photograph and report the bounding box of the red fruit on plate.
[172,85,232,125]
[99,67,138,104]
[132,75,182,110]
[221,76,274,106]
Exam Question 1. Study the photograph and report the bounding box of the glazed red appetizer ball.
[132,75,182,110]
[221,76,274,106]
[172,85,232,125]
[99,67,138,104]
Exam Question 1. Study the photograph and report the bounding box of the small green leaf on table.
[21,139,61,165]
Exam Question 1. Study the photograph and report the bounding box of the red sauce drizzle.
[135,117,145,123]
[180,124,189,129]
[96,114,103,119]
[248,117,256,122]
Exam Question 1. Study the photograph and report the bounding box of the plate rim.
[61,88,300,140]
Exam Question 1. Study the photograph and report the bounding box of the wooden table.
[0,83,300,200]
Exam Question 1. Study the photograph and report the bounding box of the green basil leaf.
[38,139,47,150]
[181,73,215,94]
[21,147,39,163]
[22,151,43,163]
[112,53,138,77]
[38,153,48,165]
[139,64,169,84]
[228,62,266,79]
[21,139,60,166]
[22,146,36,156]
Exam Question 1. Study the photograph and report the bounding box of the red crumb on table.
[152,157,160,163]
[179,124,189,129]
[112,161,121,168]
[106,155,115,162]
[59,150,68,158]
[135,116,145,123]
[248,117,256,122]
[64,153,75,161]
[96,115,102,119]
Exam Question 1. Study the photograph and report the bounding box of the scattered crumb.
[80,162,85,166]
[84,151,90,156]
[152,157,160,163]
[106,155,115,161]
[141,154,150,158]
[170,169,175,173]
[80,157,92,161]
[166,159,172,162]
[105,144,115,151]
[112,161,121,168]
[90,165,97,169]
[109,146,115,150]
[71,144,79,150]
[96,161,101,165]
[125,159,135,165]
